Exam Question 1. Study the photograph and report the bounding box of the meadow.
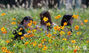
[0,8,89,53]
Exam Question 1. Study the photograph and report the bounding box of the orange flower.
[81,22,84,25]
[53,26,59,30]
[6,40,10,43]
[61,26,65,30]
[48,39,52,43]
[86,40,89,43]
[75,25,79,30]
[1,27,6,32]
[72,15,79,19]
[42,45,48,50]
[46,22,51,26]
[1,13,6,16]
[24,42,29,45]
[27,30,31,33]
[2,31,7,34]
[41,38,47,42]
[38,43,43,48]
[63,22,67,26]
[52,36,55,39]
[33,41,37,47]
[24,34,29,38]
[84,19,88,23]
[60,31,65,36]
[6,50,11,53]
[11,22,16,25]
[12,18,16,20]
[28,23,32,27]
[2,47,7,52]
[46,33,52,37]
[21,36,24,40]
[33,21,37,25]
[30,20,33,23]
[19,28,23,30]
[55,15,61,19]
[71,40,76,43]
[30,42,33,45]
[74,49,77,53]
[54,26,58,30]
[76,32,80,35]
[67,31,72,35]
[29,34,34,37]
[62,38,67,41]
[57,27,61,31]
[43,38,47,41]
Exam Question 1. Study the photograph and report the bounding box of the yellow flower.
[55,15,61,19]
[1,13,6,16]
[60,31,65,36]
[18,32,22,35]
[42,45,48,50]
[30,20,33,23]
[62,38,67,41]
[63,22,67,26]
[12,18,16,20]
[84,19,88,23]
[86,40,89,43]
[11,22,16,25]
[46,22,51,26]
[32,29,37,33]
[71,40,76,43]
[1,27,6,32]
[61,26,65,30]
[75,46,80,50]
[67,31,72,35]
[43,17,48,22]
[75,25,79,30]
[72,15,79,19]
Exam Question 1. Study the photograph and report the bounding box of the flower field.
[0,8,89,53]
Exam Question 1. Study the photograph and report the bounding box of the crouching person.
[61,15,74,39]
[12,16,33,40]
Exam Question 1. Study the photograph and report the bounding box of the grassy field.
[0,8,89,53]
